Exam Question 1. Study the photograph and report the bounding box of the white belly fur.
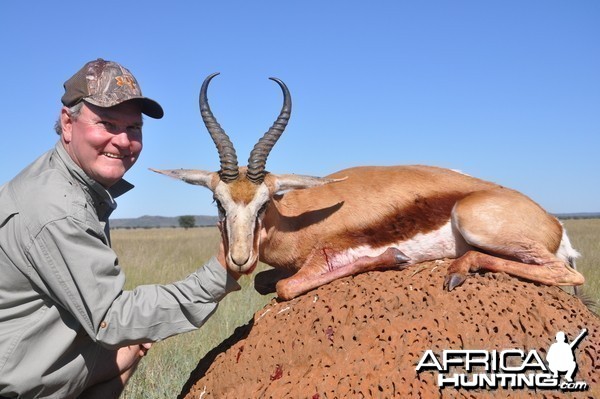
[329,221,471,267]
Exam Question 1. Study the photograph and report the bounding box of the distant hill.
[556,212,600,220]
[111,215,219,229]
[110,212,599,229]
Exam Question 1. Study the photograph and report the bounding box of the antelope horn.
[200,73,239,183]
[246,77,291,184]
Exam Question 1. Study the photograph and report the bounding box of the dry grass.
[562,218,600,310]
[115,220,599,398]
[113,227,274,398]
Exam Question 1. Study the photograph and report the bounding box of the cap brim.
[138,97,164,119]
[84,96,164,119]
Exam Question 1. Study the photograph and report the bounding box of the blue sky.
[1,1,598,218]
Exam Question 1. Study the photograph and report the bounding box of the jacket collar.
[54,141,134,214]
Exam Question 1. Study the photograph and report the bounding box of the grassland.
[116,219,599,398]
[113,227,274,398]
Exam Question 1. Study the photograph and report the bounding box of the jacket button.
[100,321,108,328]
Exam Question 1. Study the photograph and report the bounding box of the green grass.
[116,220,600,398]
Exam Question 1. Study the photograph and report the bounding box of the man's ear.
[60,107,73,143]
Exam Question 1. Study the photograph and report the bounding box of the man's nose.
[112,131,132,148]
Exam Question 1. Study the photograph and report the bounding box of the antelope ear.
[150,168,219,189]
[266,173,346,193]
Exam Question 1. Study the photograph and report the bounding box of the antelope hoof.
[444,273,467,291]
[389,248,410,266]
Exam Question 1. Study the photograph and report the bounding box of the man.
[0,59,241,398]
[546,330,587,383]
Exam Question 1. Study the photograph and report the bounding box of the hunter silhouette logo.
[415,328,590,392]
[546,329,587,383]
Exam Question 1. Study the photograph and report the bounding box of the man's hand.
[138,343,152,357]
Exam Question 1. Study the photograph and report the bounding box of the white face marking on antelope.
[214,180,271,273]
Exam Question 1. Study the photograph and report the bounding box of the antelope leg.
[444,250,585,291]
[276,247,410,300]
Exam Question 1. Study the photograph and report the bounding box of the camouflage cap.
[61,58,164,119]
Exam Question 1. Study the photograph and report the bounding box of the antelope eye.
[257,201,270,216]
[213,199,226,218]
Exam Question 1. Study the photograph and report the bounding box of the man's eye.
[99,121,115,130]
[127,126,142,136]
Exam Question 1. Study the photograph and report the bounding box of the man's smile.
[102,152,126,159]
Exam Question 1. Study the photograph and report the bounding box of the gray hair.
[54,102,84,135]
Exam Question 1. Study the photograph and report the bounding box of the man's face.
[61,101,143,187]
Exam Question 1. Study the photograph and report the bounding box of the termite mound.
[179,260,600,399]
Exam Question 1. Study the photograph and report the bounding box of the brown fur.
[253,164,585,300]
[261,165,498,266]
[453,188,563,253]
[343,192,467,248]
[228,174,259,205]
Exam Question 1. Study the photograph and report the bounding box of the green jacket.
[0,142,240,398]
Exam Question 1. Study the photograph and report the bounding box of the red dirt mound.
[179,260,600,398]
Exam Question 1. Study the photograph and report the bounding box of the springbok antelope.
[152,73,584,300]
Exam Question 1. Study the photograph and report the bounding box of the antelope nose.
[232,253,250,268]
